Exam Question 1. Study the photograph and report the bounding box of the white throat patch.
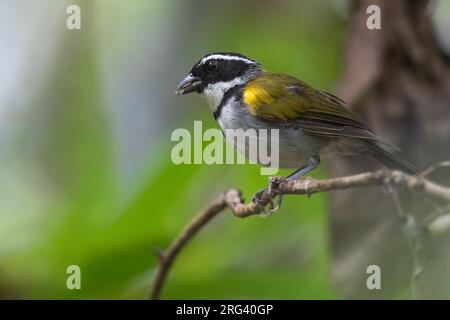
[201,77,245,112]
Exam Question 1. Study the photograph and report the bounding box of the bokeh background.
[0,0,449,299]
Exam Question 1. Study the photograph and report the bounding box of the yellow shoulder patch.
[242,74,316,121]
[243,86,274,115]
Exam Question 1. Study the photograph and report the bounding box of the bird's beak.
[175,74,203,95]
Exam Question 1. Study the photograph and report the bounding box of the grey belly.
[217,101,327,169]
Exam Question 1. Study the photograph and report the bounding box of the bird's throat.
[202,77,245,113]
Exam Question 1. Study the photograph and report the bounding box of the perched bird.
[175,52,418,211]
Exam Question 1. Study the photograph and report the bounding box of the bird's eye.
[205,60,218,73]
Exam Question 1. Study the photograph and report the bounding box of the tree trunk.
[331,0,450,299]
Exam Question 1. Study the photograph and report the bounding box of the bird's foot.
[251,177,285,215]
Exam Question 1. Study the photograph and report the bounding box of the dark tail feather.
[369,142,419,175]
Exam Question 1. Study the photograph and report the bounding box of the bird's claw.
[251,191,269,215]
[251,177,285,215]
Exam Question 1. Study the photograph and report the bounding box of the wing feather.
[243,73,378,141]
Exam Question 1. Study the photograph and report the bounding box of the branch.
[150,169,450,299]
[150,196,227,300]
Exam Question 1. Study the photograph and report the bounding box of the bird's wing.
[243,73,379,140]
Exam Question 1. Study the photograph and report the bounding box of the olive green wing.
[243,73,378,141]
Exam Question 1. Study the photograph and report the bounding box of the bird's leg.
[251,185,277,215]
[286,154,320,181]
[252,154,321,213]
[252,177,283,214]
[273,154,320,209]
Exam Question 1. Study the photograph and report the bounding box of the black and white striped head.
[175,52,261,111]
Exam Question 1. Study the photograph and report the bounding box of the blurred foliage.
[0,0,350,299]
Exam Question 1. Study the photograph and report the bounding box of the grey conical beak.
[175,74,203,95]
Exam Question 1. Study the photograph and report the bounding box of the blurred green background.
[0,0,448,299]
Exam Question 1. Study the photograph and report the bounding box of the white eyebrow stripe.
[200,54,255,65]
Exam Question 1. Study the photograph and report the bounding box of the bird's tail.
[368,141,419,175]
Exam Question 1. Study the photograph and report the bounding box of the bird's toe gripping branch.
[251,176,285,214]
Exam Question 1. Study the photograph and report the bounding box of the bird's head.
[175,52,261,111]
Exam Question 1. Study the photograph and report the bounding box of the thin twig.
[150,169,450,299]
[420,161,450,178]
[150,195,228,300]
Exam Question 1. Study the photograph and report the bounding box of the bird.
[175,52,418,212]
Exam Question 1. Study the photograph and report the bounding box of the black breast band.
[213,84,244,120]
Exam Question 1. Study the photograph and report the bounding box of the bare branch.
[150,169,450,299]
[150,195,228,300]
[420,161,450,178]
